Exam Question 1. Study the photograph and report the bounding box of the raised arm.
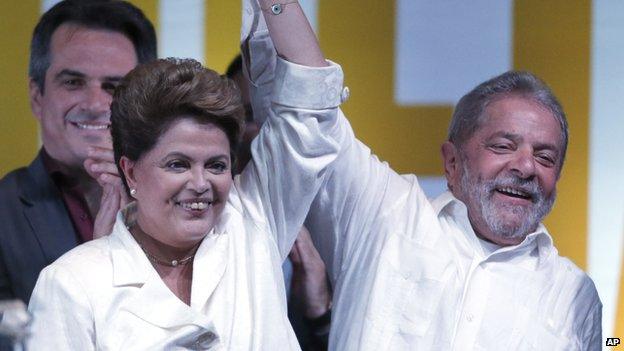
[240,0,326,125]
[239,0,420,282]
[237,0,344,259]
[258,1,326,67]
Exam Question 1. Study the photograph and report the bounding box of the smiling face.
[30,24,138,170]
[120,118,233,249]
[442,95,563,245]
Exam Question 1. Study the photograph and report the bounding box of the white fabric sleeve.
[579,298,602,351]
[239,0,415,274]
[237,57,345,261]
[239,0,349,260]
[27,265,95,350]
[303,120,417,283]
[241,0,274,125]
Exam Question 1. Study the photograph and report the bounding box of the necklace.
[127,221,196,267]
[139,245,195,267]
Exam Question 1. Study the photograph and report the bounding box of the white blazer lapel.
[120,274,214,329]
[110,213,150,287]
[111,276,222,349]
[190,231,230,309]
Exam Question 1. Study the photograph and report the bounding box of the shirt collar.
[40,148,94,242]
[432,191,555,266]
[40,148,79,188]
[431,190,456,215]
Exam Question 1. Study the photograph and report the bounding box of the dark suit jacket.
[0,152,80,304]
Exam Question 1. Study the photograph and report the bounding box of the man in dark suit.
[0,0,157,305]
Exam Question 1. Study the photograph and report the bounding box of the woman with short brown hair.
[27,0,344,348]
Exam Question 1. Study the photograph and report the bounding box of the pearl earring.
[130,188,137,196]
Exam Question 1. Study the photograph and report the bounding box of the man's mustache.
[487,175,544,203]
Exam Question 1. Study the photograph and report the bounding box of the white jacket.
[26,56,346,350]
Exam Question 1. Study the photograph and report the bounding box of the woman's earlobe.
[119,156,136,189]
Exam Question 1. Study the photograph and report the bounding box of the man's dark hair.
[29,0,157,91]
[225,54,243,79]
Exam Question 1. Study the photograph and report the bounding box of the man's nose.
[508,149,536,179]
[81,85,112,115]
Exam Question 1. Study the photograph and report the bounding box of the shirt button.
[466,313,474,322]
[197,331,216,345]
[340,86,350,103]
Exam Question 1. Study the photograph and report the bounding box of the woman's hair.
[111,58,244,191]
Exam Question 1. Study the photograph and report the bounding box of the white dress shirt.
[240,4,601,350]
[303,84,602,351]
[301,121,602,350]
[433,192,602,351]
[26,55,346,349]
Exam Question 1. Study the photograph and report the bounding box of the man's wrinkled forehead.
[468,96,566,169]
[477,95,562,137]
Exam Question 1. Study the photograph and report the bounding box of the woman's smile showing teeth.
[177,199,211,211]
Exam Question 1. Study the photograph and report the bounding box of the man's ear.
[441,141,460,191]
[119,156,137,191]
[29,79,43,121]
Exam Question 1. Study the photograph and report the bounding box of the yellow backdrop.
[0,0,591,271]
[2,0,617,335]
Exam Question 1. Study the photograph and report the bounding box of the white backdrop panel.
[159,0,204,63]
[589,0,624,339]
[395,0,513,105]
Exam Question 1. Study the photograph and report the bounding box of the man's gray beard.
[459,162,556,242]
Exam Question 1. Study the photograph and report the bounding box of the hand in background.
[84,146,129,239]
[289,226,331,319]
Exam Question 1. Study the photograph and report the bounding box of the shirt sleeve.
[240,0,274,126]
[237,56,344,260]
[242,50,418,282]
[238,0,417,274]
[27,265,95,350]
[238,0,351,261]
[579,297,602,351]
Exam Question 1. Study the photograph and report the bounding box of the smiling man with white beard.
[429,75,602,349]
[444,83,565,247]
[253,29,600,351]
[317,70,602,350]
[242,3,601,348]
